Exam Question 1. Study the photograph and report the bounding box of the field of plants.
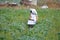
[0,7,60,40]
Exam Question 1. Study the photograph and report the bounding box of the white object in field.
[30,8,37,14]
[30,8,37,22]
[30,14,37,22]
[27,20,36,25]
[27,8,37,25]
[41,5,48,9]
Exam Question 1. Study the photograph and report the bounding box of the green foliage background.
[0,0,20,4]
[0,8,60,40]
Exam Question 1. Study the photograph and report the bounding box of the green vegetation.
[0,8,60,40]
[0,0,20,4]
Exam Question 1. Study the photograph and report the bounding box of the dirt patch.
[47,2,60,8]
[0,3,60,8]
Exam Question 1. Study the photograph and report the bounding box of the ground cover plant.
[0,8,60,40]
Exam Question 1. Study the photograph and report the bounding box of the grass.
[0,8,60,40]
